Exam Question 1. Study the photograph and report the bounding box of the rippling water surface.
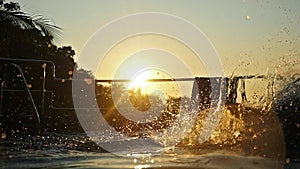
[0,132,298,169]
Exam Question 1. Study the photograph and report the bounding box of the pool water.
[0,132,298,169]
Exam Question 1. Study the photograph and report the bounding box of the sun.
[129,70,150,93]
[127,68,182,97]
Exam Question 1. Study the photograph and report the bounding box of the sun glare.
[127,68,182,97]
[129,71,150,92]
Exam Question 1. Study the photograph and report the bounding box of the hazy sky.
[15,0,300,78]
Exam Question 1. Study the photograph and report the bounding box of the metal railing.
[1,63,40,128]
[0,57,267,132]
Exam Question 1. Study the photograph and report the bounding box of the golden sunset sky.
[15,0,299,76]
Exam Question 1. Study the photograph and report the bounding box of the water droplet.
[233,131,240,138]
[68,70,73,76]
[1,133,6,139]
[84,78,92,85]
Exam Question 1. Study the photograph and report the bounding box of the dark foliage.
[0,0,90,136]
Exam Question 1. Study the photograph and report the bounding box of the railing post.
[10,63,41,129]
[41,63,47,116]
[0,80,4,115]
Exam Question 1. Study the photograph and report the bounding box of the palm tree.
[0,0,61,42]
[0,0,86,134]
[0,0,62,58]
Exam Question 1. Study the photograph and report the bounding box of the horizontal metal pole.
[95,77,195,83]
[95,75,265,83]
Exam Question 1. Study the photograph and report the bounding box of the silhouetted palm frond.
[32,15,62,42]
[0,5,62,42]
[0,9,34,29]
